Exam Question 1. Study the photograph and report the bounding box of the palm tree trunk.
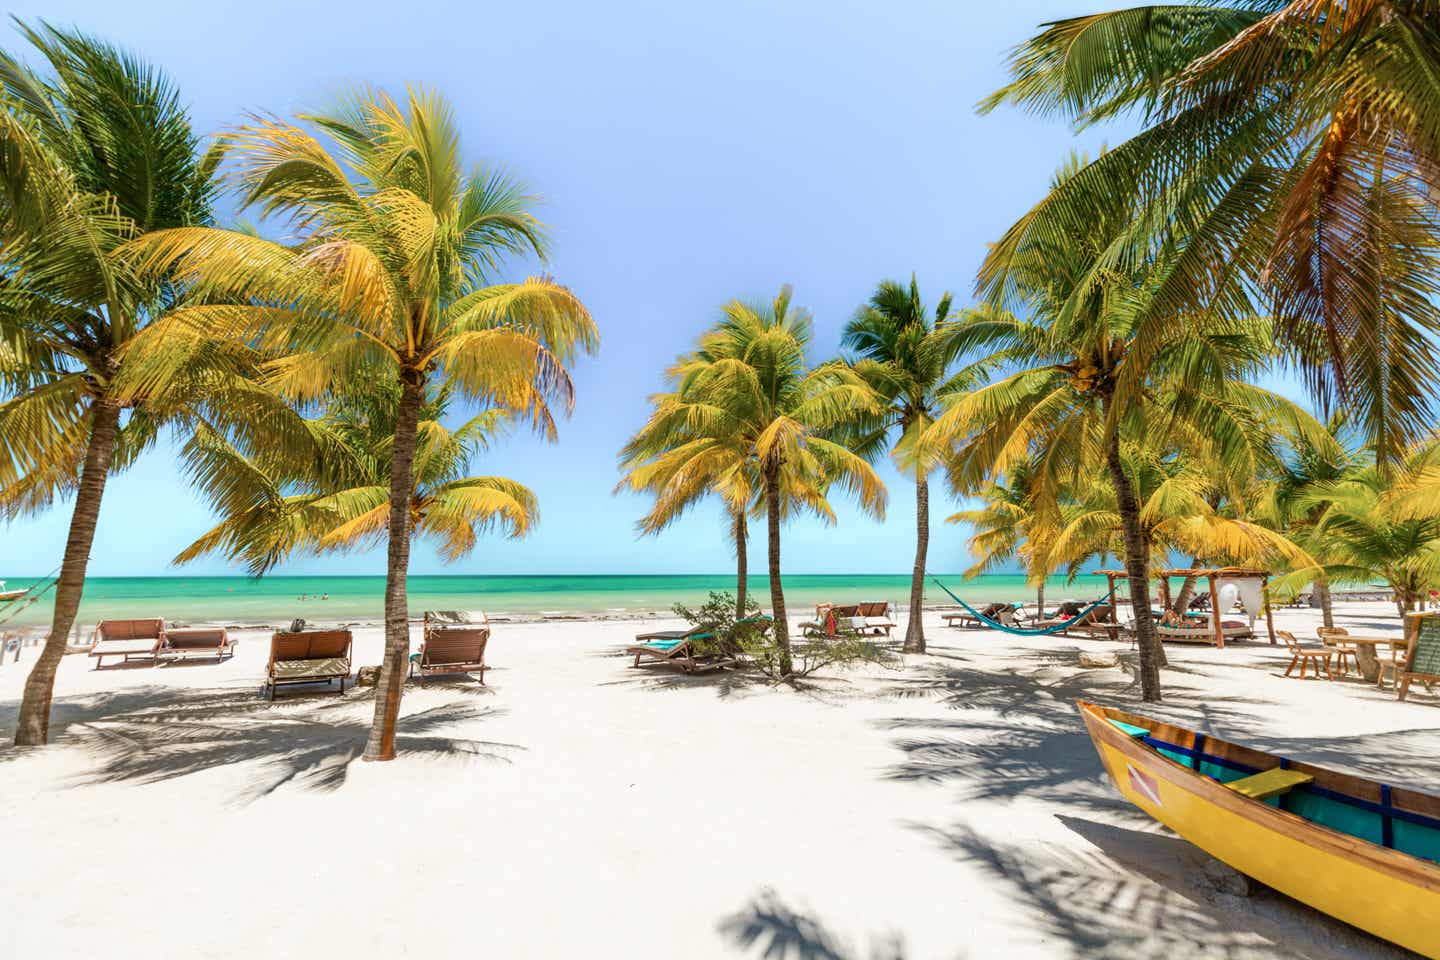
[14,400,122,746]
[1313,574,1334,628]
[904,470,929,653]
[764,459,792,677]
[1036,581,1045,617]
[734,509,748,618]
[363,368,424,762]
[1102,425,1162,702]
[1172,555,1203,613]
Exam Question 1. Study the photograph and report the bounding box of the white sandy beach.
[1,601,1435,959]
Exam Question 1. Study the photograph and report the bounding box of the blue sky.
[7,1,1266,578]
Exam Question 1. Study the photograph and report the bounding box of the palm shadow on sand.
[0,683,521,803]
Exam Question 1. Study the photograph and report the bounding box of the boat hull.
[1079,701,1440,958]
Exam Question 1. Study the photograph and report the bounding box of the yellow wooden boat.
[1078,700,1440,958]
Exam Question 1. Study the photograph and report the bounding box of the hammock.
[930,577,1114,637]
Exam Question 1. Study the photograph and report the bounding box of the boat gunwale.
[1078,700,1440,895]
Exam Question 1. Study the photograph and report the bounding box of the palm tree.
[0,24,227,746]
[125,88,597,760]
[1258,413,1360,626]
[841,276,984,653]
[174,380,537,573]
[981,3,1440,468]
[659,286,887,677]
[1041,441,1304,586]
[1282,443,1440,617]
[617,377,758,617]
[946,458,1060,613]
[926,158,1307,701]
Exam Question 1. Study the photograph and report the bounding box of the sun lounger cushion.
[271,657,350,680]
[864,617,894,628]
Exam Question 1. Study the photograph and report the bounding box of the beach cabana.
[1092,568,1276,648]
[1161,568,1276,648]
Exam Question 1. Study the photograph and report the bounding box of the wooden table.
[1342,636,1407,683]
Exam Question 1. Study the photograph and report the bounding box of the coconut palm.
[0,24,229,746]
[174,380,537,573]
[1256,413,1362,625]
[1286,444,1440,617]
[841,276,986,653]
[617,377,758,617]
[659,286,887,677]
[946,458,1061,614]
[981,2,1440,469]
[1041,441,1305,585]
[925,157,1316,701]
[123,88,597,761]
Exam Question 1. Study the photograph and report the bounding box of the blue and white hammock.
[930,577,1114,636]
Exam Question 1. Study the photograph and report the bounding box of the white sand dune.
[1,601,1434,958]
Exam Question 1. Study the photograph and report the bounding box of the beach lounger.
[411,624,490,683]
[1156,620,1254,644]
[1067,604,1120,640]
[264,629,353,699]
[162,627,235,662]
[942,602,1013,628]
[626,617,768,672]
[89,618,166,668]
[854,601,896,637]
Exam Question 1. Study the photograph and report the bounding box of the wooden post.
[1262,575,1277,646]
[1209,572,1224,649]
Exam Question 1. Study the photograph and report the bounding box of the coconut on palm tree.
[123,88,597,761]
[655,286,887,677]
[841,276,986,653]
[174,379,537,573]
[0,24,228,746]
[981,3,1440,468]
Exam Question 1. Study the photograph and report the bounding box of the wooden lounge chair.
[1067,604,1120,640]
[628,626,716,672]
[162,627,235,663]
[411,625,490,684]
[1279,630,1333,680]
[942,602,1013,628]
[264,629,353,699]
[853,601,895,637]
[89,618,165,669]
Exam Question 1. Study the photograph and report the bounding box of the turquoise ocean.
[0,573,1113,628]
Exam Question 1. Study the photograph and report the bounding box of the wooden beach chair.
[89,618,166,669]
[411,613,490,684]
[942,602,1011,629]
[1279,630,1334,680]
[1316,626,1358,676]
[854,601,896,637]
[264,629,353,699]
[1397,613,1439,701]
[627,625,717,672]
[1067,604,1120,640]
[162,627,235,663]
